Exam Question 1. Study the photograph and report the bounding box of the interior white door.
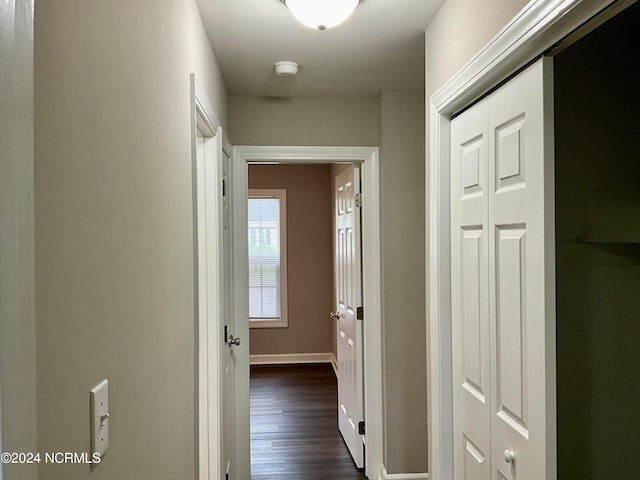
[487,58,555,480]
[334,165,364,468]
[218,140,237,480]
[451,58,556,480]
[196,126,232,480]
[451,99,491,480]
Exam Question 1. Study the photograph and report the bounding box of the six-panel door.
[451,58,556,480]
[335,166,364,468]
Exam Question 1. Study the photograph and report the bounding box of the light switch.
[90,379,109,461]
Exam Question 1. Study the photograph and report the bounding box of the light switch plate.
[90,379,109,461]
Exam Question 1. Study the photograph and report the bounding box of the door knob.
[226,335,241,347]
[504,449,515,464]
[329,312,341,320]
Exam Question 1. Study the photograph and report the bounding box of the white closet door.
[451,100,491,480]
[487,58,556,480]
[451,58,556,480]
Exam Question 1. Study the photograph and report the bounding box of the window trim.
[248,188,288,328]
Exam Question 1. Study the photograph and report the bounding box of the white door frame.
[427,1,616,479]
[231,146,383,479]
[190,74,224,480]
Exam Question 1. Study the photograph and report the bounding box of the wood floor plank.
[250,364,367,480]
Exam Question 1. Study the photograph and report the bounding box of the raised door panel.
[464,436,488,480]
[461,227,485,403]
[495,226,528,440]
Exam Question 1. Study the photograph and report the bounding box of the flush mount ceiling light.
[284,0,359,30]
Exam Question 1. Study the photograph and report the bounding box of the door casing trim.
[427,1,617,479]
[190,73,223,480]
[232,145,383,479]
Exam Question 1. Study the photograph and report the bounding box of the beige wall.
[555,6,639,478]
[0,1,37,479]
[248,165,334,356]
[380,91,428,474]
[229,96,380,146]
[34,1,227,479]
[425,0,530,96]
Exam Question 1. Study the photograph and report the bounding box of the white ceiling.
[196,0,445,97]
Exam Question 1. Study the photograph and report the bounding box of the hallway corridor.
[250,364,367,479]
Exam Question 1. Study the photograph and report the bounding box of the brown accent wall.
[249,164,335,356]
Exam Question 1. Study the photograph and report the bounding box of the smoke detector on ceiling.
[274,61,300,76]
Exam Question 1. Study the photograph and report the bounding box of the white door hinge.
[355,193,362,208]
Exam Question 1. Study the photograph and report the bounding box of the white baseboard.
[250,352,339,379]
[250,352,335,366]
[330,353,338,378]
[381,465,429,480]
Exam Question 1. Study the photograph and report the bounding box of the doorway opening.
[231,146,382,479]
[246,162,364,478]
[554,3,640,477]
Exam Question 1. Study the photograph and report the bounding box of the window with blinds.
[248,189,288,328]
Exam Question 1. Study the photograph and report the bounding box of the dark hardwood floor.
[250,364,367,479]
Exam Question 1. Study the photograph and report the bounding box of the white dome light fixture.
[284,0,359,30]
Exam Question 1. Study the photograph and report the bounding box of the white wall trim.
[192,74,220,134]
[233,145,383,480]
[250,353,336,365]
[430,0,616,116]
[331,353,338,377]
[427,1,615,480]
[190,73,222,480]
[381,465,429,480]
